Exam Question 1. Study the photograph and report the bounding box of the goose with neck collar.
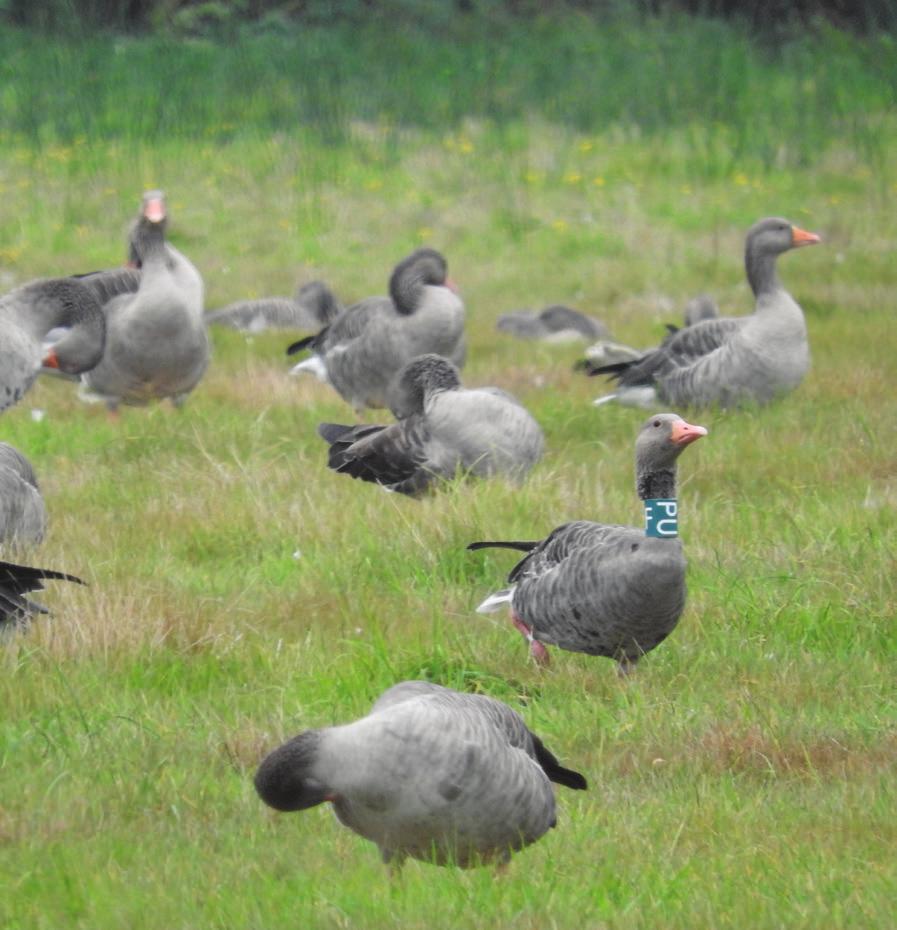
[469,413,706,674]
[588,217,821,409]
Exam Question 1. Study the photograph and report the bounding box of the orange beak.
[791,225,821,248]
[42,349,60,370]
[670,419,708,447]
[144,197,166,223]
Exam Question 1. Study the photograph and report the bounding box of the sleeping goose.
[469,412,706,674]
[0,277,105,412]
[254,680,586,870]
[0,559,84,633]
[586,218,820,409]
[497,305,610,343]
[287,248,465,412]
[206,280,342,333]
[0,443,47,550]
[318,354,544,495]
[78,191,209,412]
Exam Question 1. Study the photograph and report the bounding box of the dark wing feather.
[0,560,85,627]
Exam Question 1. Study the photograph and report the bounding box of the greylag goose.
[286,248,465,412]
[497,305,610,343]
[318,354,544,495]
[206,280,342,332]
[586,218,821,409]
[469,413,706,674]
[79,191,209,411]
[0,443,46,550]
[254,680,586,869]
[0,277,105,412]
[0,559,84,632]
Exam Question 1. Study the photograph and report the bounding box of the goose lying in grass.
[585,217,820,409]
[0,559,84,633]
[497,304,610,343]
[78,191,209,412]
[0,277,105,412]
[254,680,586,870]
[287,248,465,412]
[318,355,544,495]
[206,280,342,333]
[0,444,47,550]
[469,413,706,674]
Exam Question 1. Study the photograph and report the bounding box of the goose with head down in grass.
[254,680,586,870]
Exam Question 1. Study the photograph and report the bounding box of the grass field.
[1,14,895,929]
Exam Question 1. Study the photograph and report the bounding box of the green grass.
[1,14,896,930]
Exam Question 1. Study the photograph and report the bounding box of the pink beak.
[670,419,708,447]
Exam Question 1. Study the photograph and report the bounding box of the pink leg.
[511,612,550,667]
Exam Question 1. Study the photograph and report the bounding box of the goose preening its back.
[585,218,820,409]
[0,277,105,412]
[78,191,209,412]
[254,680,586,869]
[318,355,544,495]
[0,443,47,550]
[206,280,342,333]
[286,248,465,412]
[0,559,84,632]
[497,305,610,343]
[469,413,706,674]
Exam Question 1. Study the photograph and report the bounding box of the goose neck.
[745,247,781,298]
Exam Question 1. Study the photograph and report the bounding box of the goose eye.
[653,419,661,428]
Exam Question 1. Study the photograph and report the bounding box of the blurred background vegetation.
[2,0,896,35]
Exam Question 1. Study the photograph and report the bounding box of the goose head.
[634,413,707,500]
[128,190,169,267]
[390,353,462,418]
[389,248,453,315]
[746,217,821,259]
[39,279,106,375]
[254,730,333,812]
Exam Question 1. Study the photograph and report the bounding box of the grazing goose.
[254,680,586,869]
[497,305,610,343]
[287,248,465,412]
[0,277,105,412]
[206,280,342,333]
[0,559,84,633]
[469,413,706,674]
[318,355,544,495]
[79,191,209,412]
[586,218,821,409]
[0,443,47,550]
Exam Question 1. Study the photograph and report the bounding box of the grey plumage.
[0,559,84,633]
[254,680,586,869]
[0,443,46,551]
[317,355,544,495]
[469,413,707,672]
[287,249,465,412]
[79,191,209,411]
[682,294,720,327]
[586,218,821,409]
[206,280,343,332]
[0,277,106,412]
[497,305,610,343]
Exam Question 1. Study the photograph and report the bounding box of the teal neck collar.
[645,498,678,538]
